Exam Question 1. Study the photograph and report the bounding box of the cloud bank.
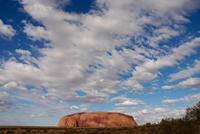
[0,0,200,125]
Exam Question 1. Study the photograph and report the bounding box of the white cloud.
[0,19,15,38]
[70,106,79,110]
[115,100,143,107]
[110,95,144,107]
[16,0,200,99]
[162,85,174,90]
[23,23,53,41]
[162,77,200,90]
[176,77,200,88]
[0,91,14,112]
[15,49,39,65]
[125,37,200,87]
[169,60,200,81]
[154,108,169,113]
[148,26,182,47]
[0,60,41,86]
[64,93,108,103]
[16,49,31,56]
[131,107,185,125]
[162,92,200,104]
[111,107,128,113]
[162,99,180,104]
[0,0,198,119]
[141,109,150,114]
[70,105,88,111]
[3,81,27,91]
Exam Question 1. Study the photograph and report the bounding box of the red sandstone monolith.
[57,111,137,127]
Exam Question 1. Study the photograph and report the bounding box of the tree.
[185,101,200,121]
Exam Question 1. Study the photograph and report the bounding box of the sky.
[0,0,200,126]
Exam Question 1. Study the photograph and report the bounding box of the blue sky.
[0,0,200,126]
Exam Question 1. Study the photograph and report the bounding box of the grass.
[1,122,200,134]
[0,126,138,134]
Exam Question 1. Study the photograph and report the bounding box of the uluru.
[57,111,138,127]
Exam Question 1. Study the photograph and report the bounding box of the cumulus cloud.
[148,26,182,47]
[115,100,144,107]
[111,107,128,113]
[176,77,200,88]
[131,107,185,124]
[154,108,169,113]
[162,85,174,90]
[15,0,200,100]
[16,49,31,55]
[0,0,199,124]
[0,60,41,86]
[23,23,53,41]
[126,37,200,88]
[15,49,39,66]
[162,99,180,104]
[70,106,79,110]
[0,19,15,38]
[64,93,109,103]
[0,91,14,112]
[169,60,200,81]
[110,95,144,107]
[162,92,200,104]
[3,81,27,91]
[162,77,200,90]
[70,105,88,111]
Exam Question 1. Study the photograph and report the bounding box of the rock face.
[57,111,137,127]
